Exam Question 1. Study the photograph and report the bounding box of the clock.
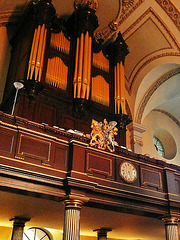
[119,161,137,183]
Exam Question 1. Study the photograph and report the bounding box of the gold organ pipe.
[81,31,89,99]
[117,62,121,114]
[74,37,80,98]
[30,25,41,79]
[77,33,84,98]
[27,28,37,79]
[39,27,47,82]
[58,58,61,87]
[35,23,45,81]
[120,61,126,114]
[86,35,92,100]
[114,65,117,114]
[60,58,63,88]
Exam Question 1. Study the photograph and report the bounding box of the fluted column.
[9,216,30,240]
[63,199,84,240]
[163,216,179,240]
[93,228,112,240]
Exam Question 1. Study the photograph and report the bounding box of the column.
[0,25,11,104]
[163,216,179,240]
[127,122,147,153]
[9,216,30,240]
[63,199,84,240]
[93,228,112,240]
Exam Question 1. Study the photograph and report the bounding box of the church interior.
[0,0,180,239]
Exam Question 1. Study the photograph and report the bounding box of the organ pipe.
[27,24,47,82]
[114,61,126,114]
[73,31,92,100]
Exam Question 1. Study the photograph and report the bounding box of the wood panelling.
[16,133,51,165]
[0,112,180,217]
[86,150,114,179]
[53,144,68,170]
[0,128,15,156]
[141,167,162,191]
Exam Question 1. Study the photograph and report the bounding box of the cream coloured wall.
[142,110,180,166]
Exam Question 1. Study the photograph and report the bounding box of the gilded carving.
[90,119,118,152]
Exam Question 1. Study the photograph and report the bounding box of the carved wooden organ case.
[2,0,131,146]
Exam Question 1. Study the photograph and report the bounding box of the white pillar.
[163,216,179,240]
[63,199,84,240]
[127,122,147,154]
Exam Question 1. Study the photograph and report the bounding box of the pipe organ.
[45,31,70,90]
[2,0,130,146]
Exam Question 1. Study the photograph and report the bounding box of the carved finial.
[74,0,99,11]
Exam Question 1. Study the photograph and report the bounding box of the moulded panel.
[53,144,69,171]
[175,178,180,195]
[0,128,15,156]
[16,133,51,165]
[86,150,114,179]
[141,167,162,191]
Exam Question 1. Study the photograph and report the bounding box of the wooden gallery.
[0,0,180,239]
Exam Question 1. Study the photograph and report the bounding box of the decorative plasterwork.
[153,109,180,128]
[155,0,180,30]
[94,0,144,43]
[124,8,180,93]
[135,68,180,124]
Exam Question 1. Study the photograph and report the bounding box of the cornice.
[135,68,180,124]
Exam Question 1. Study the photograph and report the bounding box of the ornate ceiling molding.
[153,109,180,128]
[94,0,144,43]
[155,0,180,30]
[135,67,180,123]
[124,7,180,93]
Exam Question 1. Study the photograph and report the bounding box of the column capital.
[162,215,179,225]
[61,194,89,209]
[9,216,30,227]
[93,228,112,235]
[127,122,147,133]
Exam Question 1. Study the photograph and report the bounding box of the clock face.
[120,162,137,183]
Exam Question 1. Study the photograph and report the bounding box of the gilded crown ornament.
[90,119,118,152]
[74,0,98,11]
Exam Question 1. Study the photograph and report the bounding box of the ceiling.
[0,0,180,239]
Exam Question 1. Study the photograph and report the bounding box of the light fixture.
[11,80,24,115]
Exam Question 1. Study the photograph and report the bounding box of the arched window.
[23,227,51,240]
